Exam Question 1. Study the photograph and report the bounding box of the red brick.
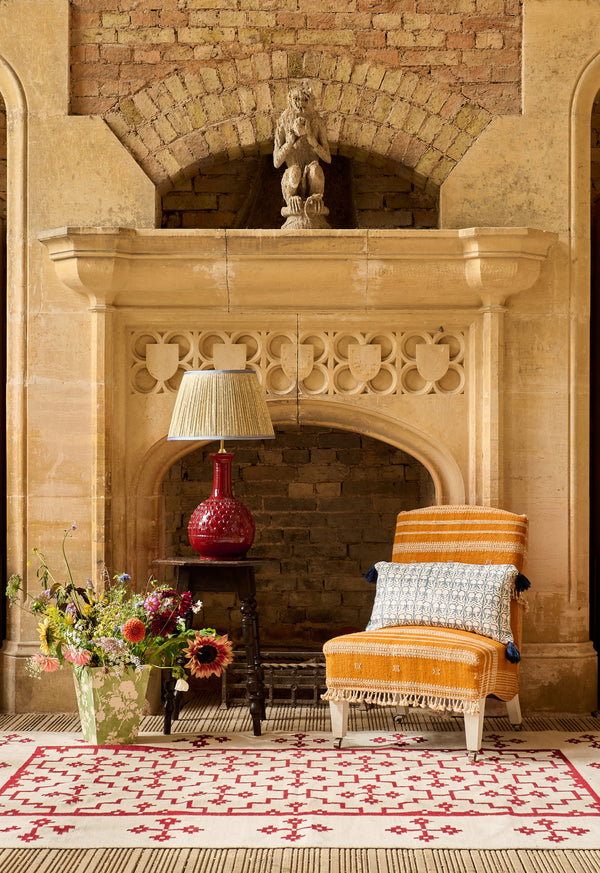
[447,32,475,49]
[131,48,163,64]
[99,44,132,62]
[364,49,400,65]
[359,0,414,10]
[130,10,160,27]
[75,0,119,9]
[356,31,386,49]
[71,10,102,28]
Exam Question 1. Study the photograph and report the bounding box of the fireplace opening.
[160,425,435,650]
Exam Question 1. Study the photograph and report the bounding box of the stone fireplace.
[2,0,600,719]
[27,223,588,713]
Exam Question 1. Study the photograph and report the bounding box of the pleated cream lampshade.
[167,369,274,559]
[168,369,275,442]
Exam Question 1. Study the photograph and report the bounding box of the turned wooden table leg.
[240,593,266,735]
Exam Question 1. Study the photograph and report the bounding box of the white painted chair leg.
[393,705,410,724]
[464,698,486,761]
[506,694,522,729]
[329,700,349,748]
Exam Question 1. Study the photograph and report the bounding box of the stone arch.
[104,52,492,197]
[573,52,600,683]
[0,55,27,616]
[130,397,465,581]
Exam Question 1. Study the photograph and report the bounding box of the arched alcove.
[131,399,465,648]
[568,49,600,704]
[589,82,600,690]
[0,91,5,642]
[160,424,436,648]
[161,149,438,230]
[0,55,27,656]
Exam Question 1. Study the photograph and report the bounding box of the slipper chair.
[322,505,530,761]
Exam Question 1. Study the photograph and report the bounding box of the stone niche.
[38,224,593,714]
[161,425,436,648]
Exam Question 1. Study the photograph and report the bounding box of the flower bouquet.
[6,527,234,742]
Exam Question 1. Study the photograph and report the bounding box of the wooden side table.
[154,557,277,736]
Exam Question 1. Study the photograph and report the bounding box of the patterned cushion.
[366,560,517,645]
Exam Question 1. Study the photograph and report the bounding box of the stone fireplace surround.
[35,223,594,713]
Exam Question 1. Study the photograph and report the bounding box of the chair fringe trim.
[321,688,481,715]
[511,588,529,610]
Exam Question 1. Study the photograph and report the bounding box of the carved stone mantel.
[38,227,557,310]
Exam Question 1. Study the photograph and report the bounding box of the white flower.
[174,678,189,692]
[192,600,203,614]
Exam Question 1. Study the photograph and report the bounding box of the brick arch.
[103,52,492,196]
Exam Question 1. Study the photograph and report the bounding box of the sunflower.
[37,618,56,655]
[183,632,234,679]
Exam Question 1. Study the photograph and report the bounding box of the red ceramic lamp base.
[187,452,255,560]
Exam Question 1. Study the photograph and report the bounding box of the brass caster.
[334,737,343,749]
[467,751,479,763]
[393,714,405,725]
[510,723,522,731]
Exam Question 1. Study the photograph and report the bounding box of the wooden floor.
[1,696,599,873]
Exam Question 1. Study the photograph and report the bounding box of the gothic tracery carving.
[130,328,465,397]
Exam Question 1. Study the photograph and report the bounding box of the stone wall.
[592,92,600,204]
[0,100,5,223]
[161,426,435,648]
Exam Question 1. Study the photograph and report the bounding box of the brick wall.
[70,1,522,118]
[70,1,522,220]
[161,425,436,649]
[161,152,438,228]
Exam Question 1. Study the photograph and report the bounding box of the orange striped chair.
[322,505,529,760]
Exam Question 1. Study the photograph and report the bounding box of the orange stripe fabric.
[392,505,528,572]
[323,625,520,714]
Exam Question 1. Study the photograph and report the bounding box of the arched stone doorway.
[0,54,30,710]
[160,424,436,648]
[0,91,6,643]
[134,398,465,579]
[590,94,600,695]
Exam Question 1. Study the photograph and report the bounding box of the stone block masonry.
[0,97,5,224]
[161,426,435,649]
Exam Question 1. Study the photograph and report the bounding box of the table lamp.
[168,369,275,559]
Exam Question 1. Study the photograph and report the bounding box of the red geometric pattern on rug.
[0,732,599,848]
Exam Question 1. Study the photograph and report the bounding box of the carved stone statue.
[273,86,331,229]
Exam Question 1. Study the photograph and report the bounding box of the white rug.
[0,728,599,849]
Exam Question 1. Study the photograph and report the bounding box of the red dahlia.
[123,618,146,643]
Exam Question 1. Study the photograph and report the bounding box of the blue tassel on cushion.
[515,573,531,593]
[505,642,521,663]
[364,565,378,584]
